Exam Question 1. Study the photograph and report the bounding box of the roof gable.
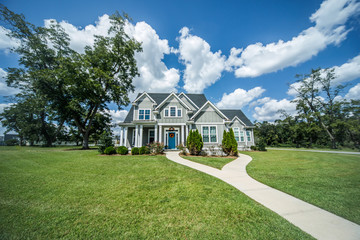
[220,109,254,126]
[190,101,229,121]
[155,92,191,110]
[132,92,156,104]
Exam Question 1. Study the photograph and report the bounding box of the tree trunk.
[82,131,90,149]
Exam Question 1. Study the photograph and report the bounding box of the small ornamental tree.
[98,131,114,154]
[186,129,203,155]
[222,129,238,156]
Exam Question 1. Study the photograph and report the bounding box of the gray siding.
[193,106,224,123]
[157,97,189,124]
[134,95,155,120]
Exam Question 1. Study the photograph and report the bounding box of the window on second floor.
[164,106,182,118]
[139,109,151,120]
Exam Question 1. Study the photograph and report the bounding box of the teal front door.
[168,132,176,149]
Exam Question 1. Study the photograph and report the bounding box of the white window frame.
[240,130,245,142]
[163,106,182,118]
[138,108,151,120]
[246,130,252,142]
[233,127,240,142]
[202,125,218,143]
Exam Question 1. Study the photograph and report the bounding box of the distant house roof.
[220,109,254,126]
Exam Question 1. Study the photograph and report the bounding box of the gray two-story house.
[118,92,255,150]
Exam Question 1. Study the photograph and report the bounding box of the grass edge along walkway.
[165,151,360,240]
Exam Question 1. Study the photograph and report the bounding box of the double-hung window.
[164,106,182,117]
[202,126,217,143]
[246,130,251,141]
[170,107,176,117]
[139,109,150,120]
[240,131,245,142]
[233,128,240,142]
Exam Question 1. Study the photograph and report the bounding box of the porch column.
[135,125,139,147]
[119,127,123,146]
[154,124,158,142]
[245,129,248,146]
[159,125,162,143]
[181,125,185,145]
[185,124,188,142]
[124,127,128,147]
[139,125,143,147]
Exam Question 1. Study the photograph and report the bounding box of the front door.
[168,132,176,149]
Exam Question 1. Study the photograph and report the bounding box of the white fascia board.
[190,101,229,121]
[178,92,199,109]
[155,92,191,111]
[132,92,156,104]
[231,116,247,126]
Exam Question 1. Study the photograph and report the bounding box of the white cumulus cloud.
[253,98,297,122]
[105,109,128,124]
[178,27,226,93]
[44,15,180,98]
[216,87,265,109]
[0,68,20,96]
[345,83,360,100]
[227,0,360,78]
[287,54,360,96]
[0,26,20,53]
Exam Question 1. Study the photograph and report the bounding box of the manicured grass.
[244,150,360,224]
[0,146,312,239]
[182,155,237,169]
[267,147,359,152]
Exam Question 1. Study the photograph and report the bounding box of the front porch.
[119,123,189,149]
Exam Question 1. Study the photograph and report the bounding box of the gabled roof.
[182,93,208,109]
[155,92,191,110]
[220,109,254,126]
[132,92,156,104]
[190,101,229,121]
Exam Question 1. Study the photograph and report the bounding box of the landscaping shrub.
[257,138,267,151]
[5,139,19,146]
[149,142,164,154]
[104,146,116,155]
[139,146,150,155]
[131,147,140,155]
[98,131,114,154]
[186,129,203,155]
[250,145,258,151]
[176,143,187,155]
[222,129,238,156]
[117,146,128,155]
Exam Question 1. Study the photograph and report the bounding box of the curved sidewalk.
[165,151,360,240]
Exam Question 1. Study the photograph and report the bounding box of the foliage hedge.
[104,146,116,155]
[5,139,19,146]
[117,146,128,155]
[139,146,150,155]
[98,131,114,154]
[131,147,139,155]
[186,129,203,155]
[222,129,238,156]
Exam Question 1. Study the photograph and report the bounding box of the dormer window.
[139,109,151,120]
[164,106,182,118]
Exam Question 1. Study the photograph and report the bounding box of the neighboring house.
[4,134,19,142]
[119,92,255,150]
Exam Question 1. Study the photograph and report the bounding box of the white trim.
[163,106,182,118]
[132,92,156,104]
[231,116,247,127]
[194,122,224,124]
[154,125,158,142]
[124,127,128,147]
[157,123,186,126]
[201,125,218,143]
[178,92,199,109]
[138,108,151,120]
[190,101,229,121]
[155,92,191,111]
[119,127,123,146]
[233,127,240,142]
[139,125,143,147]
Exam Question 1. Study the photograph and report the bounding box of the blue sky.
[1,0,360,134]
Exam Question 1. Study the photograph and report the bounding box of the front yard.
[245,150,360,224]
[0,147,311,239]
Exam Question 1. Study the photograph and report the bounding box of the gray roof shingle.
[220,109,254,126]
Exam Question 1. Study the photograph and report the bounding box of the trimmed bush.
[149,142,164,154]
[250,145,257,151]
[131,147,140,155]
[257,138,267,151]
[117,146,128,155]
[139,146,150,155]
[186,129,203,155]
[222,129,238,156]
[104,146,116,155]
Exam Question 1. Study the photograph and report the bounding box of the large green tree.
[1,5,141,149]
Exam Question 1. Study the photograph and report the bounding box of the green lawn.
[0,147,312,239]
[244,150,360,225]
[182,155,237,169]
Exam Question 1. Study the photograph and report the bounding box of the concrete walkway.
[165,151,360,240]
[267,148,360,155]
